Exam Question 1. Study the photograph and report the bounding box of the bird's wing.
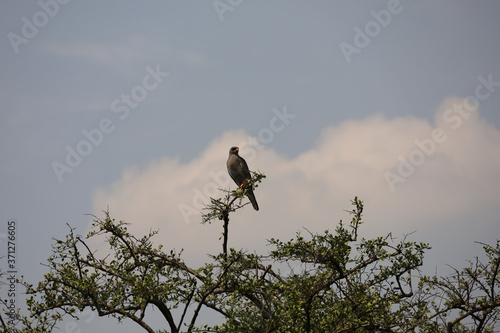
[237,156,252,180]
[227,155,245,185]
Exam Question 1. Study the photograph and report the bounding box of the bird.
[226,146,259,211]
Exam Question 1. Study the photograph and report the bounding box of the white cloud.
[92,98,500,268]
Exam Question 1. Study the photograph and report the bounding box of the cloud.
[41,36,206,69]
[92,98,500,267]
[42,38,148,68]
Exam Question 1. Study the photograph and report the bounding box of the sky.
[1,1,500,332]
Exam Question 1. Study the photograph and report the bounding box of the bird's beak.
[235,148,239,152]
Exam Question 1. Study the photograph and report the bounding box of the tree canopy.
[2,173,500,332]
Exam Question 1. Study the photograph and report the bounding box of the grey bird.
[227,146,259,211]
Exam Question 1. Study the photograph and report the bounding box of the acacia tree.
[2,173,500,332]
[419,241,500,332]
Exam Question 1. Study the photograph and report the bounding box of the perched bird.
[226,146,259,211]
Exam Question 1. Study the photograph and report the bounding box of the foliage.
[419,241,500,332]
[204,198,433,332]
[1,173,499,332]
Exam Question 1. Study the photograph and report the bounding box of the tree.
[2,173,500,332]
[419,241,500,332]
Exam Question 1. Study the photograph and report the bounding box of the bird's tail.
[246,188,259,211]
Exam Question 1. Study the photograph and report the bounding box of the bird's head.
[229,146,239,155]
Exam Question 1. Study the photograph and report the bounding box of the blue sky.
[1,1,500,331]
